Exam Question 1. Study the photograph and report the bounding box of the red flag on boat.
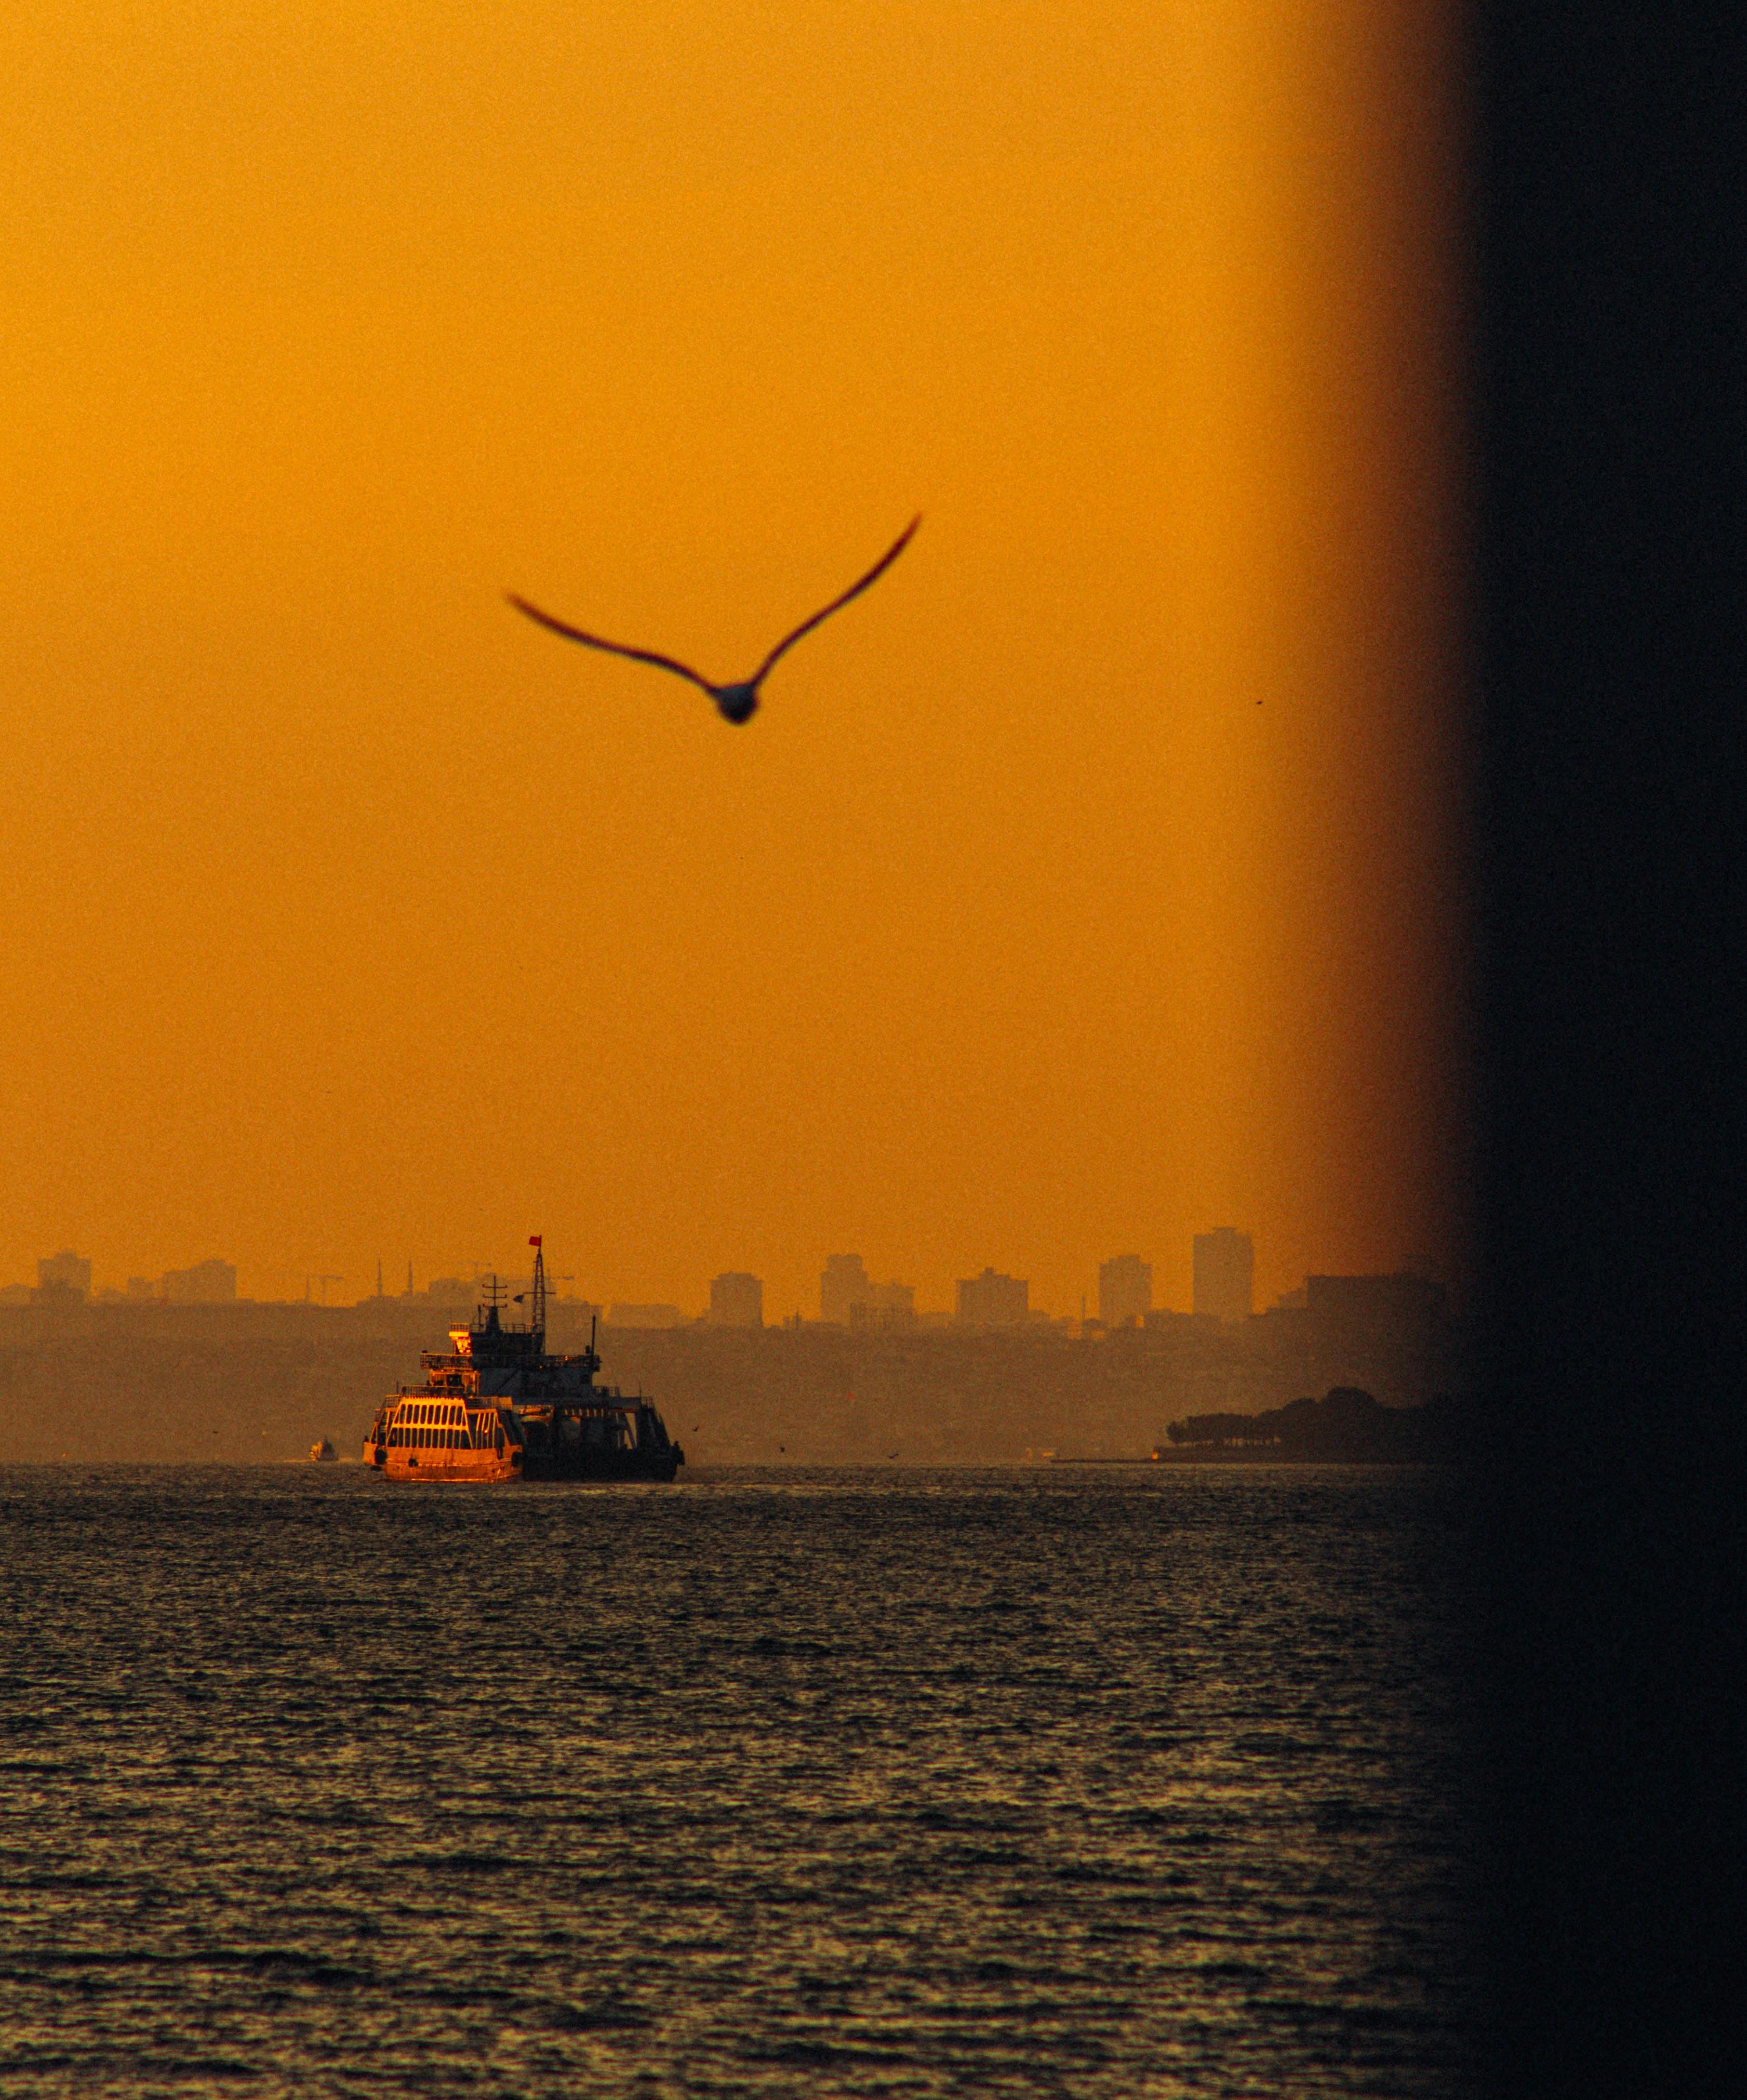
[529,1235,542,1247]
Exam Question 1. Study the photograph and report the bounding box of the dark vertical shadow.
[1474,6,1741,2094]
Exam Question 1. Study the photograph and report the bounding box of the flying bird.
[507,516,921,724]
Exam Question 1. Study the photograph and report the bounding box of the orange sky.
[1,2,1466,1316]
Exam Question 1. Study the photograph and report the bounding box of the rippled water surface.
[1,1466,1476,2095]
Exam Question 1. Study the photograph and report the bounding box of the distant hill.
[1163,1387,1465,1461]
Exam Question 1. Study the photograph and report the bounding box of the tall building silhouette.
[956,1268,1029,1326]
[36,1250,91,1301]
[849,1281,916,1330]
[161,1259,236,1305]
[708,1272,764,1327]
[1193,1229,1253,1322]
[1098,1254,1152,1326]
[820,1254,875,1325]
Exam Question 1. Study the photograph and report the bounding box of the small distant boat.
[310,1438,338,1463]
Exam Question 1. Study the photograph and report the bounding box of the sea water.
[0,1465,1477,2096]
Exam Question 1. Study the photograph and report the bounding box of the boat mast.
[529,1235,546,1351]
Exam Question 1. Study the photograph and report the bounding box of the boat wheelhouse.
[363,1241,684,1483]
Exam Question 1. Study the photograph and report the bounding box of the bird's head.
[711,682,761,725]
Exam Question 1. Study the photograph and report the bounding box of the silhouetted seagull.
[507,516,920,724]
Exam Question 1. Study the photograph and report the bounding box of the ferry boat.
[362,1240,684,1484]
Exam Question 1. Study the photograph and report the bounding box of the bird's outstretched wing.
[504,595,716,693]
[751,515,922,686]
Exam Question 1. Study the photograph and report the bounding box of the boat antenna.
[529,1236,546,1350]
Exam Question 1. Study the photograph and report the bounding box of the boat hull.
[363,1441,683,1483]
[524,1444,683,1483]
[367,1442,521,1483]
